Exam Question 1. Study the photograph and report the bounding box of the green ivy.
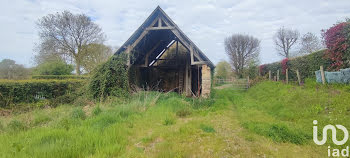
[88,53,130,100]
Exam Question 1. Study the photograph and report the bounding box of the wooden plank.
[277,70,279,81]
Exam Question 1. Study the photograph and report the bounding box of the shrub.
[88,53,129,100]
[71,108,86,120]
[199,124,215,133]
[32,75,89,80]
[0,79,84,107]
[322,21,350,70]
[7,120,27,132]
[33,60,73,75]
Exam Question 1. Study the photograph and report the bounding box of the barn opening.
[114,6,214,97]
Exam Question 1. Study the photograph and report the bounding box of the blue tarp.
[315,68,350,84]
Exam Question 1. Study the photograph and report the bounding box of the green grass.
[1,80,349,157]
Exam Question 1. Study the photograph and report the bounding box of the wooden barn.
[114,6,214,97]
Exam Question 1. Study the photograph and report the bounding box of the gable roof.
[114,6,214,68]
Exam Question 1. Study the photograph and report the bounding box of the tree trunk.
[76,60,81,75]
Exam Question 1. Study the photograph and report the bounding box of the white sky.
[0,0,349,67]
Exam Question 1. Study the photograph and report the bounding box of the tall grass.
[233,80,350,146]
[0,91,216,157]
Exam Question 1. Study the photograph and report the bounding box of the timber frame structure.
[115,6,214,97]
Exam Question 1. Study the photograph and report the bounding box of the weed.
[200,124,215,133]
[163,117,176,126]
[92,106,102,116]
[32,114,51,126]
[7,120,27,132]
[71,108,86,120]
[242,122,310,144]
[176,108,192,118]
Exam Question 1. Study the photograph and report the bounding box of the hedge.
[0,79,85,107]
[260,50,332,81]
[32,75,89,80]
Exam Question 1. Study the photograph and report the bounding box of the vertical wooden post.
[296,69,301,85]
[320,66,326,85]
[247,76,250,88]
[286,68,289,84]
[269,70,272,80]
[277,70,279,81]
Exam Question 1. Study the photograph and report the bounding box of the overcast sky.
[1,0,349,67]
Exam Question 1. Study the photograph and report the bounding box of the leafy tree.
[243,60,259,79]
[0,59,30,79]
[274,27,299,58]
[214,61,233,79]
[224,34,260,77]
[322,19,350,70]
[80,43,113,73]
[36,11,105,75]
[33,60,73,75]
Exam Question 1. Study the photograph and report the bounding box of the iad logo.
[313,120,349,145]
[313,120,349,157]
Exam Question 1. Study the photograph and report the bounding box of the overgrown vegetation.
[88,53,129,100]
[1,81,347,157]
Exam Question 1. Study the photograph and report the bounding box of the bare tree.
[224,34,260,77]
[36,11,105,75]
[298,32,323,55]
[274,27,299,58]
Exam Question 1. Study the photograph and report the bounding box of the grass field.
[1,80,350,157]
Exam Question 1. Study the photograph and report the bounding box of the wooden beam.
[126,45,131,67]
[129,16,160,50]
[145,26,175,31]
[142,41,162,67]
[192,61,209,65]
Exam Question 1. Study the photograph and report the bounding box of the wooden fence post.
[247,76,250,88]
[296,69,301,85]
[320,66,326,85]
[277,70,279,81]
[286,68,289,84]
[269,70,272,80]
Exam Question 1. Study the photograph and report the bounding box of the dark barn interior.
[115,6,214,97]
